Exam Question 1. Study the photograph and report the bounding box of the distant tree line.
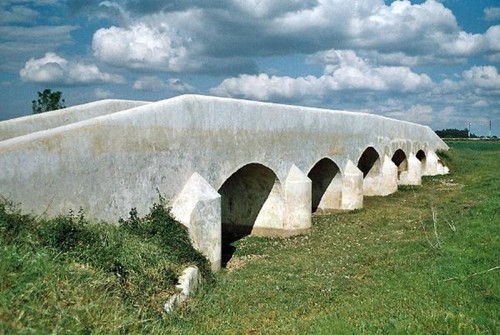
[434,128,478,138]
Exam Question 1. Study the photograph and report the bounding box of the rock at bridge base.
[341,160,363,210]
[398,154,422,186]
[285,165,312,231]
[171,173,221,272]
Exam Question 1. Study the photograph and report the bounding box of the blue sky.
[1,0,499,135]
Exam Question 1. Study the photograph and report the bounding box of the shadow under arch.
[391,149,408,178]
[357,146,381,178]
[307,157,341,212]
[416,149,427,169]
[218,163,283,266]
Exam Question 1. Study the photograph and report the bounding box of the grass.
[1,141,499,334]
[0,199,210,333]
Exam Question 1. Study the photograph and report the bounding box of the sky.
[1,0,499,135]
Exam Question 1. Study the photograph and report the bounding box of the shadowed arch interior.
[391,149,408,177]
[416,150,426,161]
[416,150,427,171]
[357,147,381,178]
[218,163,282,265]
[307,158,341,212]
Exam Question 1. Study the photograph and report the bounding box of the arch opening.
[391,149,408,178]
[416,150,427,173]
[218,163,284,266]
[307,158,341,212]
[357,147,381,178]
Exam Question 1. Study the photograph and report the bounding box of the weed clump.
[0,197,211,319]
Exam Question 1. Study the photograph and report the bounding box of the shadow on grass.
[221,226,253,267]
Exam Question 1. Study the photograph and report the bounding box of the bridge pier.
[363,156,398,196]
[341,160,363,210]
[379,155,398,196]
[171,173,222,272]
[398,154,422,185]
[285,165,312,233]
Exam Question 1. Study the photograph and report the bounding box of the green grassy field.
[1,141,499,334]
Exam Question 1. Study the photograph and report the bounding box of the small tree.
[32,89,66,114]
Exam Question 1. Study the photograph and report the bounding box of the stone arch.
[416,149,427,174]
[357,147,381,178]
[218,163,284,241]
[391,149,408,179]
[307,157,342,212]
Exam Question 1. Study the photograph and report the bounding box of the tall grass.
[0,199,210,333]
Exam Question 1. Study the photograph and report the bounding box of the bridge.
[0,95,449,271]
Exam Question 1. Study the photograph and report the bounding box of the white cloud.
[212,50,433,100]
[211,73,320,101]
[19,52,125,85]
[81,1,500,74]
[92,23,195,72]
[440,31,484,57]
[484,26,500,51]
[462,66,500,90]
[484,7,500,21]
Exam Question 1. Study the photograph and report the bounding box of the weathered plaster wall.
[0,95,448,220]
[0,94,449,270]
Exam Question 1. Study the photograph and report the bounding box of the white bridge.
[0,95,449,270]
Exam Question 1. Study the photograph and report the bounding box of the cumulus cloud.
[82,0,500,73]
[92,23,196,72]
[211,50,433,101]
[19,52,125,85]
